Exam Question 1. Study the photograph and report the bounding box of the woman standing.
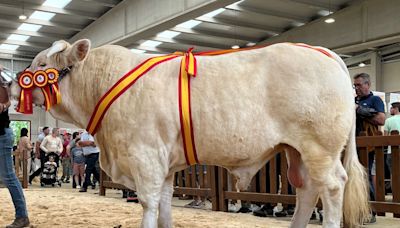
[0,66,30,227]
[16,128,33,184]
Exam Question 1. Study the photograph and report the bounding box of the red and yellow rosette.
[17,71,34,114]
[33,70,52,111]
[46,68,61,105]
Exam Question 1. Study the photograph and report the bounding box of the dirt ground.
[0,185,398,227]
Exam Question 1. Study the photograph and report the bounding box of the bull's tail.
[343,114,370,227]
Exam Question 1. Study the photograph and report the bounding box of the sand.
[0,186,398,227]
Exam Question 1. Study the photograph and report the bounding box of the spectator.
[0,65,30,227]
[69,132,85,188]
[354,73,385,224]
[40,128,63,170]
[79,131,100,192]
[16,128,33,183]
[60,133,72,183]
[29,127,50,184]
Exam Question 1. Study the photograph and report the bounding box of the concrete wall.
[349,60,400,93]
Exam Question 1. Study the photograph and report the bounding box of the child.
[43,156,57,179]
[71,138,85,189]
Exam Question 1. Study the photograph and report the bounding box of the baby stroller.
[40,155,62,187]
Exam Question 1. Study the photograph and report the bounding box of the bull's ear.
[46,40,68,58]
[69,39,91,63]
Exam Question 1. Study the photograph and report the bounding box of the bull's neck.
[51,52,108,130]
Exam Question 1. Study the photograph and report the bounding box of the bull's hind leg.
[300,145,348,228]
[285,146,319,228]
[318,160,348,227]
[157,175,174,228]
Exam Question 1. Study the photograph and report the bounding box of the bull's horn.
[47,41,67,58]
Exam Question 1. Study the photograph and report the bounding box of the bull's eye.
[48,73,55,80]
[39,63,46,67]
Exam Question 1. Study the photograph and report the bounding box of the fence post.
[99,169,106,196]
[218,167,228,212]
[375,137,385,216]
[22,151,27,189]
[209,166,219,211]
[391,131,400,217]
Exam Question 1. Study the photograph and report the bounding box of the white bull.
[11,40,369,228]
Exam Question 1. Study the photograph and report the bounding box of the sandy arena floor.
[0,185,399,228]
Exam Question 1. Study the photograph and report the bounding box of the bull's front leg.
[158,175,174,228]
[132,152,167,228]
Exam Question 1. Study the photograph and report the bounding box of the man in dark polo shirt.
[354,72,385,224]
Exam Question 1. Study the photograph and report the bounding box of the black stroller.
[40,154,62,187]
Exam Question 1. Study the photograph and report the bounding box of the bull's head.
[10,39,90,111]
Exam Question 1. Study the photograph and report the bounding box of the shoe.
[127,191,139,203]
[178,195,191,200]
[184,200,200,208]
[91,184,96,190]
[192,201,206,209]
[6,217,30,228]
[253,205,274,217]
[287,207,295,216]
[65,180,70,183]
[275,210,288,217]
[310,211,317,220]
[79,188,87,192]
[236,206,252,213]
[364,214,376,224]
[76,185,81,189]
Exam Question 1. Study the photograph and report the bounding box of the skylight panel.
[140,40,162,47]
[29,11,56,21]
[8,34,30,41]
[131,49,146,54]
[177,20,201,29]
[18,23,42,32]
[202,8,225,18]
[43,0,71,9]
[0,44,19,50]
[157,30,180,39]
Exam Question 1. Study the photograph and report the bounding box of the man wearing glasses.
[353,72,385,224]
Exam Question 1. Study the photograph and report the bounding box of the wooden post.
[22,151,28,189]
[209,166,219,211]
[391,132,400,217]
[99,169,106,196]
[270,156,277,194]
[218,167,228,212]
[375,145,385,216]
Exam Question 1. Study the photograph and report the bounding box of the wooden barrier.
[99,132,400,217]
[356,131,400,217]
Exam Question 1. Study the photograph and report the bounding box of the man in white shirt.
[79,131,100,192]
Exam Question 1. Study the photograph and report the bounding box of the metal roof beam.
[196,16,282,35]
[74,0,120,8]
[0,0,98,20]
[170,27,256,43]
[288,0,340,11]
[71,0,240,47]
[0,14,82,32]
[224,4,309,23]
